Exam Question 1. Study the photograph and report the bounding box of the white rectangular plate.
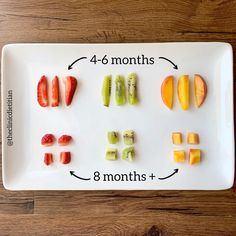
[1,43,234,190]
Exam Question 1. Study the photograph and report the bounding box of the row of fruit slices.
[41,134,72,146]
[37,75,77,107]
[44,152,71,165]
[161,74,207,110]
[173,149,201,165]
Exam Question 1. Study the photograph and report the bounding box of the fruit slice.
[115,75,126,105]
[128,73,139,105]
[44,153,53,165]
[37,75,48,107]
[161,75,174,109]
[194,74,207,108]
[123,130,135,145]
[102,75,112,107]
[41,134,55,146]
[177,75,189,110]
[172,132,182,144]
[107,131,119,144]
[173,150,185,163]
[122,147,135,161]
[64,76,77,106]
[60,152,71,164]
[189,149,201,165]
[105,148,118,160]
[187,132,199,144]
[52,75,60,107]
[58,135,72,146]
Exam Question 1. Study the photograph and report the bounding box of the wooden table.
[0,1,235,235]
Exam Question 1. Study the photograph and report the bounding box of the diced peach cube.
[187,133,199,144]
[189,149,201,165]
[172,132,182,144]
[173,150,185,163]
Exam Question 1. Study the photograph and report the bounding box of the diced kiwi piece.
[128,73,139,105]
[102,75,112,107]
[122,147,135,161]
[115,75,126,105]
[107,131,119,144]
[105,148,118,160]
[123,130,135,145]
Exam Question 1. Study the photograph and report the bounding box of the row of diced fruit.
[106,147,135,161]
[102,73,139,107]
[107,130,135,145]
[44,152,71,165]
[161,74,207,110]
[173,149,201,165]
[37,75,77,107]
[172,132,199,144]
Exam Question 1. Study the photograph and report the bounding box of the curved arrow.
[70,171,91,181]
[158,169,179,180]
[68,57,87,70]
[159,57,178,70]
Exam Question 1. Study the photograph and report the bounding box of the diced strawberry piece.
[64,76,77,106]
[44,153,53,165]
[58,135,72,146]
[52,76,60,107]
[60,152,71,164]
[37,75,48,107]
[41,134,55,146]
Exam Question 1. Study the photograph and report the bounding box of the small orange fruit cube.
[187,133,199,144]
[172,132,182,144]
[189,149,201,165]
[173,150,186,163]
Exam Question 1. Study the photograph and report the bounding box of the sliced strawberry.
[64,76,77,106]
[58,135,72,146]
[41,134,55,146]
[52,75,60,107]
[44,153,53,165]
[37,75,48,107]
[60,152,71,164]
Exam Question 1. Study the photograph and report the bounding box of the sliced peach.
[173,150,186,163]
[189,149,201,165]
[187,132,199,144]
[172,132,182,144]
[161,75,174,109]
[177,75,189,110]
[194,74,207,108]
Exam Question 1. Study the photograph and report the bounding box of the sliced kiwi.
[102,75,112,107]
[105,148,118,160]
[115,75,126,105]
[123,130,135,145]
[128,73,139,105]
[122,147,135,161]
[107,131,119,144]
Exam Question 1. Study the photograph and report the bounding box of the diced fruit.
[64,76,77,106]
[115,75,126,105]
[123,130,135,145]
[102,75,112,107]
[172,132,182,144]
[187,133,199,144]
[122,147,135,161]
[161,75,174,109]
[52,75,60,107]
[194,74,207,108]
[177,75,189,110]
[107,131,119,144]
[128,73,139,105]
[41,134,55,146]
[44,153,53,165]
[60,152,71,164]
[37,75,48,107]
[105,148,118,160]
[189,149,201,165]
[58,135,72,146]
[173,150,186,163]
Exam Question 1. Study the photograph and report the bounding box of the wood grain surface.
[0,0,236,235]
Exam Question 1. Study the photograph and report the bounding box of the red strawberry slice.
[41,134,55,146]
[60,152,71,164]
[64,76,77,106]
[37,75,48,107]
[58,135,72,146]
[44,153,53,165]
[52,75,60,107]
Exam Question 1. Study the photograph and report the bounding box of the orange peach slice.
[187,132,199,144]
[189,149,201,165]
[194,74,207,108]
[177,75,189,110]
[161,75,174,109]
[173,150,186,163]
[172,132,182,144]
